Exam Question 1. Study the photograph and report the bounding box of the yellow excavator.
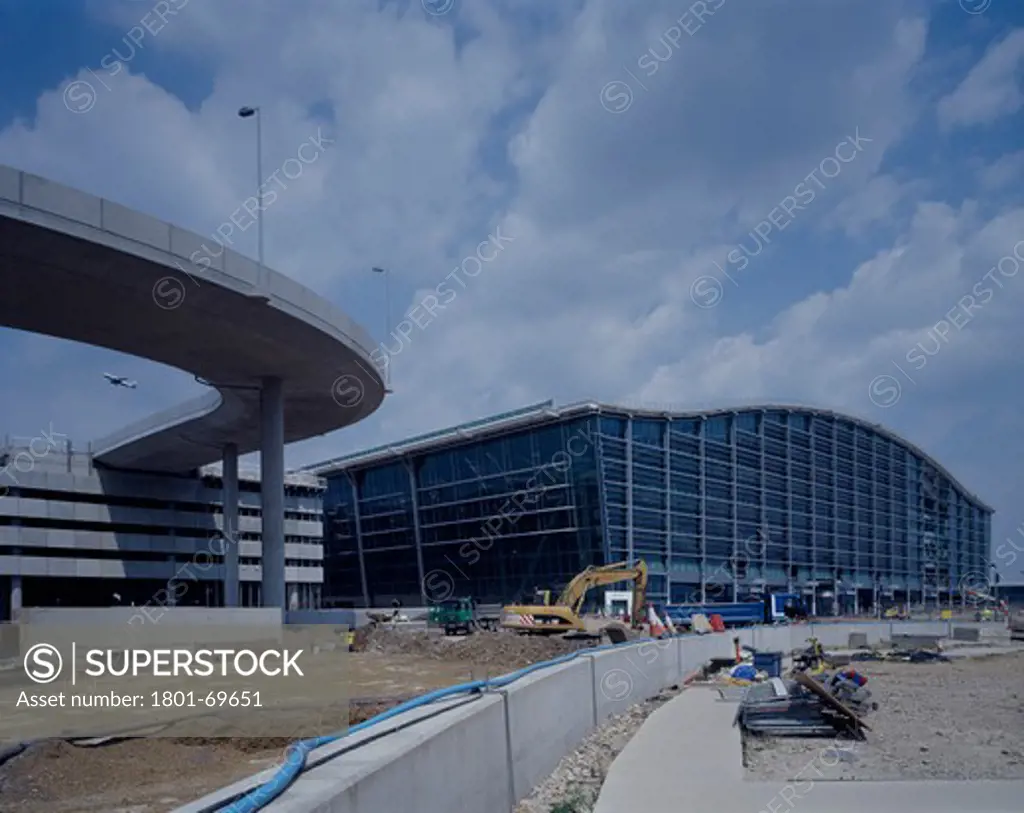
[501,560,648,634]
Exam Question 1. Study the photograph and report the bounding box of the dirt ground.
[0,628,596,813]
[745,651,1024,781]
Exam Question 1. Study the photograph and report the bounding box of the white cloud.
[975,149,1024,190]
[938,28,1024,130]
[825,175,926,237]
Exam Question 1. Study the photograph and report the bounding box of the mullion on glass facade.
[319,406,992,612]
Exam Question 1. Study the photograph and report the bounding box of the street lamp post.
[371,266,392,388]
[238,106,263,266]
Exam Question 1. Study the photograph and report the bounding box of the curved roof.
[0,166,385,473]
[306,399,992,513]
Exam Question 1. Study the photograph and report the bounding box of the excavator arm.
[556,560,648,622]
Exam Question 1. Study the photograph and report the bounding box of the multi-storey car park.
[307,400,993,615]
[0,438,325,616]
[0,165,385,619]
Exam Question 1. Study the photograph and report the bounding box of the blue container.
[753,651,782,677]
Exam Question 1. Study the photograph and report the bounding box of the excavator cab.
[532,588,552,606]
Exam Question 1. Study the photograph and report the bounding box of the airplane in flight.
[103,373,137,389]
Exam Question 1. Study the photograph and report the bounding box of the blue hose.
[218,641,626,812]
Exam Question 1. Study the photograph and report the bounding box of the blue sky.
[1,0,1023,581]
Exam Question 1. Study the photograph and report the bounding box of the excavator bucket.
[602,624,630,644]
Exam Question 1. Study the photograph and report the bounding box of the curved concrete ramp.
[0,165,385,472]
[595,687,1024,813]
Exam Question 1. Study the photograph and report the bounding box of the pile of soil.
[358,627,600,671]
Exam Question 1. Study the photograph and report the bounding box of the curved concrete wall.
[177,620,983,813]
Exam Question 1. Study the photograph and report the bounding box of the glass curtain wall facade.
[324,417,604,606]
[320,405,991,611]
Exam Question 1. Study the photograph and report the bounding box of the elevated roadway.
[0,165,386,606]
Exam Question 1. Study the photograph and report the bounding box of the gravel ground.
[745,651,1024,781]
[513,687,681,813]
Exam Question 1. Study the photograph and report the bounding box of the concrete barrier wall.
[181,621,969,813]
[15,607,288,650]
[892,620,950,637]
[19,607,283,626]
[504,659,594,800]
[801,621,888,648]
[285,608,359,627]
[236,695,511,813]
[752,624,794,653]
[591,646,652,720]
[734,627,756,650]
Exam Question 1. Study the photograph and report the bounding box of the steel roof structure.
[304,399,992,512]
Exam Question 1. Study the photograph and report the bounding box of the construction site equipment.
[793,671,871,735]
[734,672,870,739]
[429,597,474,635]
[367,608,411,625]
[666,602,764,627]
[822,668,875,715]
[501,560,648,634]
[664,592,808,628]
[766,592,809,622]
[427,597,502,635]
[753,651,783,678]
[792,637,831,674]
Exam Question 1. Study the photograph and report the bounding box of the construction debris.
[735,668,874,739]
[851,647,951,663]
[745,652,1024,781]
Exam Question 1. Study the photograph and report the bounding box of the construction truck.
[428,597,502,635]
[501,560,648,635]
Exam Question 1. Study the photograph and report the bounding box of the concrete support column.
[166,554,179,607]
[260,377,285,610]
[10,574,22,620]
[222,443,240,607]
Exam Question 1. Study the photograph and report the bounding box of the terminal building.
[308,401,993,614]
[0,435,325,620]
